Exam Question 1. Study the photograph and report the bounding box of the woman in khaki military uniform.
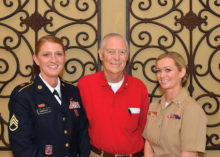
[143,52,207,157]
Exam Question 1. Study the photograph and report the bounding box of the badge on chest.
[69,98,80,117]
[36,103,52,115]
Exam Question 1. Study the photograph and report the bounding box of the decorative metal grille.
[0,0,100,151]
[1,0,220,153]
[128,0,220,150]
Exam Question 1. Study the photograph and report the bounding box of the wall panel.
[0,0,100,155]
[128,0,220,156]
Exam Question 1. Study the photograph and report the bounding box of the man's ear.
[33,55,39,66]
[98,49,103,61]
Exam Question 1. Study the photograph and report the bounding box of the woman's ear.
[180,68,186,78]
[33,55,39,66]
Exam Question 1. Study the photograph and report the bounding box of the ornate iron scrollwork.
[128,0,220,150]
[0,0,100,151]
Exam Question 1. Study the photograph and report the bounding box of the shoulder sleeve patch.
[9,114,19,131]
[18,81,34,93]
[61,79,74,86]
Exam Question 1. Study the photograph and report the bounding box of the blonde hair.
[156,51,188,86]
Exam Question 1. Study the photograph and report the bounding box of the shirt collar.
[99,70,128,90]
[172,88,189,104]
[159,88,189,108]
[39,73,61,96]
[108,75,124,86]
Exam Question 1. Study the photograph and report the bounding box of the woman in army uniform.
[143,52,207,157]
[8,35,90,157]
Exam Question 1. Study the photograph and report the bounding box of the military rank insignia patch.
[45,145,53,155]
[9,114,19,131]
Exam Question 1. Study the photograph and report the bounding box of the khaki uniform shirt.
[143,88,207,157]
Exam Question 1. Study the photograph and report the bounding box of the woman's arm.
[144,140,154,157]
[8,88,40,157]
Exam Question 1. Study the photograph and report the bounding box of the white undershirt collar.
[108,75,124,93]
[39,73,61,98]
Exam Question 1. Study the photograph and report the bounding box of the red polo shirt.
[78,71,149,155]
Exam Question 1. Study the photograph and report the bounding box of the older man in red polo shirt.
[78,33,149,157]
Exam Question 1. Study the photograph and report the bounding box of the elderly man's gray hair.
[99,33,129,53]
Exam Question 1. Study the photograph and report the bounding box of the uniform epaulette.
[18,81,34,93]
[61,79,74,86]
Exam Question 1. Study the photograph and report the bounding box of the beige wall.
[102,0,126,37]
[0,0,220,156]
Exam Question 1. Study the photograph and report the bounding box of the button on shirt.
[143,88,207,157]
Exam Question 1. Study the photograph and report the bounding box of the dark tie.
[53,90,61,100]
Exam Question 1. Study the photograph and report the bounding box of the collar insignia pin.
[38,85,42,90]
